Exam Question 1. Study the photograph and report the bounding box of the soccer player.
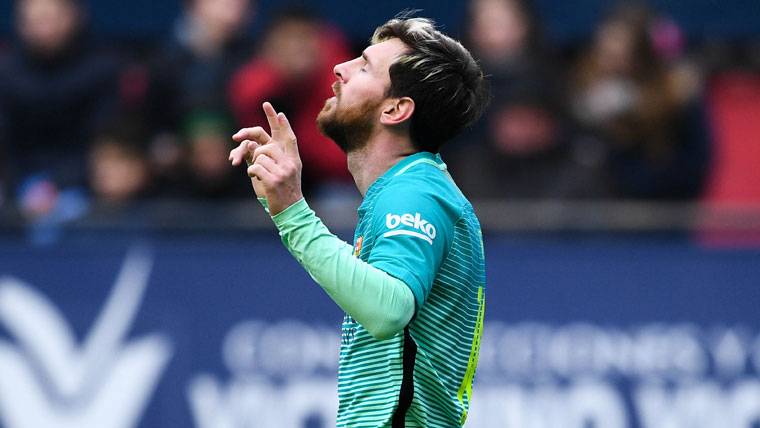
[229,16,488,427]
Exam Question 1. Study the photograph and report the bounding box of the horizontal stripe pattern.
[337,158,486,428]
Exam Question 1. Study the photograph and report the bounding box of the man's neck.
[347,134,417,197]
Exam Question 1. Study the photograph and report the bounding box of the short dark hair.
[372,16,489,153]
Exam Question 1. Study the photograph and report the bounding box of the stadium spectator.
[444,0,611,199]
[570,4,711,200]
[88,128,152,205]
[229,6,353,197]
[0,0,121,218]
[146,0,254,198]
[183,110,251,198]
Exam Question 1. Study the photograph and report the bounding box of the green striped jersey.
[338,151,486,427]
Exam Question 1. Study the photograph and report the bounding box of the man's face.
[17,0,80,55]
[317,38,408,152]
[192,0,250,40]
[265,19,320,79]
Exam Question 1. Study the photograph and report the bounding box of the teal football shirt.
[338,151,486,427]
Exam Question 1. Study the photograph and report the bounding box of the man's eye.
[360,67,367,72]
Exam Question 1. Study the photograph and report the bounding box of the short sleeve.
[367,178,456,311]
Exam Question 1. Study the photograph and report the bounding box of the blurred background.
[0,0,759,427]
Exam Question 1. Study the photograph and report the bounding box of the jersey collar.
[386,151,438,176]
[360,151,444,210]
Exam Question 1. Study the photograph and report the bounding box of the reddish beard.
[317,95,380,153]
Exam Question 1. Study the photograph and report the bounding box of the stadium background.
[1,0,760,427]
[3,0,760,40]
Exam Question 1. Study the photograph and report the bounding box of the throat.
[347,149,372,197]
[348,145,416,197]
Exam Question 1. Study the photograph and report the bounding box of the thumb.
[245,140,260,166]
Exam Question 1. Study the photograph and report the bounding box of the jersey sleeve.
[367,177,456,311]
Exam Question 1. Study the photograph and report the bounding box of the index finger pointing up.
[262,102,280,135]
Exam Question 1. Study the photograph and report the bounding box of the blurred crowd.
[0,0,755,227]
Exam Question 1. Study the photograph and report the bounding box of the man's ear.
[380,97,415,126]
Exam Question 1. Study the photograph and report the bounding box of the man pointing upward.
[230,16,488,427]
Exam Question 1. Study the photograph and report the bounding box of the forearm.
[270,199,414,340]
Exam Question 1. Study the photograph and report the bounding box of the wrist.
[268,192,304,216]
[271,198,308,225]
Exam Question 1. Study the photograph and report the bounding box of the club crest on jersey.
[383,213,437,245]
[353,236,363,257]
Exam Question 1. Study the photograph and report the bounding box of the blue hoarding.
[0,233,759,427]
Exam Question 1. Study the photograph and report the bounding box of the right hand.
[229,102,304,216]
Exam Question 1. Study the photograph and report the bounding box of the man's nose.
[333,58,356,82]
[333,62,346,82]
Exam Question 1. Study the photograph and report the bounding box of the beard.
[316,96,379,153]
